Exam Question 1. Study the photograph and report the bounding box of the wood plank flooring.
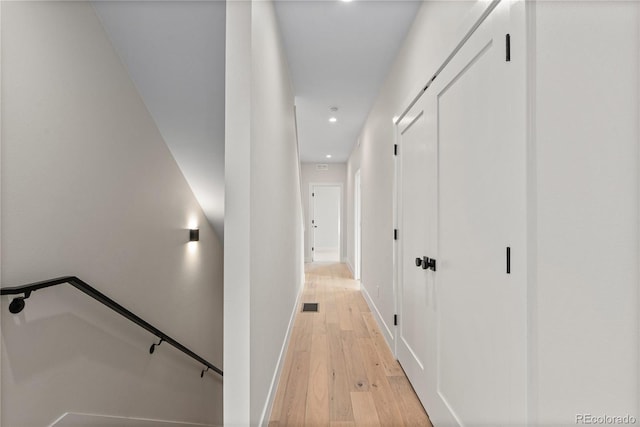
[269,263,432,427]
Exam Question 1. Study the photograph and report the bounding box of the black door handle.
[415,257,422,267]
[422,256,436,271]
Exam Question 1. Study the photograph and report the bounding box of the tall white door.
[432,2,526,425]
[397,1,527,425]
[354,170,362,279]
[396,92,438,413]
[311,185,341,262]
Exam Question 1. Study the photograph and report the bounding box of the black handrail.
[0,276,223,377]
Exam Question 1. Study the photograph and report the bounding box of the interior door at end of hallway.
[312,185,341,263]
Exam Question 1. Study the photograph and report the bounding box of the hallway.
[2,0,639,424]
[269,263,431,427]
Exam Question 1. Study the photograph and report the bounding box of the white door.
[311,185,341,262]
[396,1,526,425]
[396,92,438,413]
[430,2,526,425]
[354,170,362,279]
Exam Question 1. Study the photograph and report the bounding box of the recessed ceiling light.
[326,154,332,158]
[329,117,337,123]
[341,0,353,2]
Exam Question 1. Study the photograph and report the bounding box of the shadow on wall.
[1,298,222,386]
[1,287,222,424]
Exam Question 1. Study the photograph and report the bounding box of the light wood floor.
[269,263,432,427]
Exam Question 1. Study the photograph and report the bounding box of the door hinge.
[394,229,398,240]
[394,314,398,326]
[394,144,398,156]
[312,192,315,197]
[312,247,314,251]
[505,34,511,62]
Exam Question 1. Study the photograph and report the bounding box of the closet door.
[396,91,437,411]
[429,1,527,425]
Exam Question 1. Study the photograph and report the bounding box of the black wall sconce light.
[189,229,199,242]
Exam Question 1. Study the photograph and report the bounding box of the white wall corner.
[223,0,252,425]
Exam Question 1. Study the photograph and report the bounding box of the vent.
[316,164,329,171]
[302,303,318,312]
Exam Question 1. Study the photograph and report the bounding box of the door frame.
[308,182,343,262]
[354,170,362,280]
[392,127,400,357]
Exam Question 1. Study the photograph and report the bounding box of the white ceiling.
[93,1,226,239]
[274,0,421,163]
[93,0,419,238]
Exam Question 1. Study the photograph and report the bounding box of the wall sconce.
[189,229,199,242]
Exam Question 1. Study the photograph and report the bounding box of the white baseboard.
[344,259,354,277]
[360,282,395,352]
[50,413,217,427]
[258,276,305,427]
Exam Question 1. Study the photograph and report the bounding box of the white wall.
[346,0,484,345]
[93,1,227,241]
[223,1,252,425]
[1,2,223,426]
[531,1,639,423]
[301,163,347,263]
[224,1,304,425]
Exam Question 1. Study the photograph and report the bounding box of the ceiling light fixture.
[329,117,337,123]
[326,154,332,158]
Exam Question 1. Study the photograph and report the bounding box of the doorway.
[310,184,342,262]
[354,170,362,279]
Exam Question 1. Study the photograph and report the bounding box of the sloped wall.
[1,2,223,426]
